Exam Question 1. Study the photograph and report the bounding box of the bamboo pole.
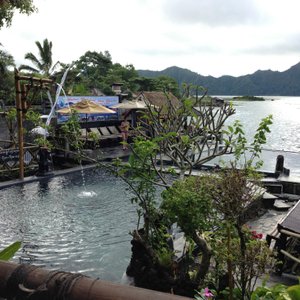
[280,229,300,239]
[280,250,300,264]
[16,73,53,83]
[0,261,192,300]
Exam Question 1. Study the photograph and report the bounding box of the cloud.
[1,0,300,77]
[240,33,300,55]
[162,0,265,27]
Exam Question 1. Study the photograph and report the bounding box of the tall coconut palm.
[19,38,54,76]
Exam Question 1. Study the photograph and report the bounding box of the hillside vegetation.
[138,62,300,96]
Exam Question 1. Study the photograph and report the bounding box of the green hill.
[138,62,300,96]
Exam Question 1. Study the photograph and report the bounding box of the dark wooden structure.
[0,261,192,300]
[15,70,53,179]
[267,200,300,274]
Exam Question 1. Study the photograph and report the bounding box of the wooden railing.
[0,146,39,173]
[0,261,192,300]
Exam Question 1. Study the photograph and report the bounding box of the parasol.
[112,100,149,127]
[111,100,147,110]
[57,99,116,140]
[57,99,116,114]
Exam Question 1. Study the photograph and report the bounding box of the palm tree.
[19,38,54,76]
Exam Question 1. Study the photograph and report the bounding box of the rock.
[262,192,278,208]
[273,200,294,211]
[275,193,300,202]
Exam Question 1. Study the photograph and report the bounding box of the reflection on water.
[228,96,300,152]
[0,169,137,282]
[223,96,300,176]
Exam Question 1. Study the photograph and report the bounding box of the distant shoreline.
[232,95,265,101]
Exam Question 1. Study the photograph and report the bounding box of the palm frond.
[19,64,39,73]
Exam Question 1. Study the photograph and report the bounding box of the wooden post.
[0,261,192,300]
[15,70,24,180]
[14,69,53,180]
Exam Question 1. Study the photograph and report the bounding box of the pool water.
[0,168,137,282]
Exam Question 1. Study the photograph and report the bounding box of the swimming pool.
[0,168,137,282]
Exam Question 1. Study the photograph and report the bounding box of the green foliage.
[3,107,17,144]
[88,131,100,145]
[0,0,37,28]
[72,82,89,96]
[137,64,300,96]
[112,81,274,297]
[34,136,52,148]
[5,107,16,121]
[25,108,42,125]
[156,247,173,269]
[161,175,216,236]
[223,115,273,170]
[19,38,54,76]
[60,111,84,154]
[251,282,300,300]
[249,115,273,169]
[0,48,15,104]
[133,75,180,97]
[24,108,52,147]
[0,241,21,261]
[68,51,138,96]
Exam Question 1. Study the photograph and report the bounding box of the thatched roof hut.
[136,91,180,109]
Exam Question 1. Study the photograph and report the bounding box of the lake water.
[221,96,300,177]
[1,96,300,282]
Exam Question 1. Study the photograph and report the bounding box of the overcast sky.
[1,0,300,77]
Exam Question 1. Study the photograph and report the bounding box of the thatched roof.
[136,91,180,109]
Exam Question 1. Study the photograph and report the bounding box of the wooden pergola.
[15,69,53,179]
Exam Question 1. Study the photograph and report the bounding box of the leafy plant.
[251,282,300,300]
[3,107,17,145]
[0,241,21,261]
[60,111,84,156]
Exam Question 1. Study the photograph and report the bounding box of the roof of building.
[136,91,180,109]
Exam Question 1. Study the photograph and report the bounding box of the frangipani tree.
[134,90,236,179]
[113,89,273,298]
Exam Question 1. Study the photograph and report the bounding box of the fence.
[0,145,39,174]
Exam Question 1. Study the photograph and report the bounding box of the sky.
[1,0,300,77]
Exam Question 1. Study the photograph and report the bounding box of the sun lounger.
[97,127,121,140]
[107,126,121,135]
[99,127,111,136]
[90,128,101,137]
[80,129,88,138]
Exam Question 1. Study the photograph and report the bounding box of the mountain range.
[137,62,300,96]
